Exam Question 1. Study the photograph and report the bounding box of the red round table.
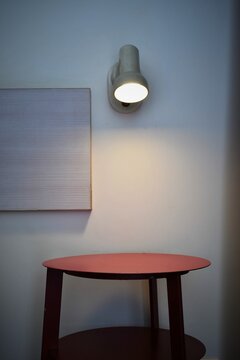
[41,253,210,360]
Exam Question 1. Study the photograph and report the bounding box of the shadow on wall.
[222,0,240,359]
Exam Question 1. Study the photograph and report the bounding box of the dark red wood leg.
[41,269,63,360]
[167,274,186,360]
[149,278,159,329]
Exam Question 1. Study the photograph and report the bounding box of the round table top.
[43,253,210,279]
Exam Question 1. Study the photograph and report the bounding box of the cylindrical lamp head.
[108,44,149,113]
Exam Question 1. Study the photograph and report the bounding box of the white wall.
[0,1,232,359]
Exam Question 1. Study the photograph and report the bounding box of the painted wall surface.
[0,1,233,359]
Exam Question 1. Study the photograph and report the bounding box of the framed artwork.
[0,88,91,210]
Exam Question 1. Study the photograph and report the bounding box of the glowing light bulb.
[114,83,148,103]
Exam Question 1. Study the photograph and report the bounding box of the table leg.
[41,269,63,360]
[149,278,159,329]
[167,274,186,360]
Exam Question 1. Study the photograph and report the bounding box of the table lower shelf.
[57,327,206,360]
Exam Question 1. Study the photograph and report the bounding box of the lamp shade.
[108,44,149,113]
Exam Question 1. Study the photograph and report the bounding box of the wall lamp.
[108,44,149,113]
